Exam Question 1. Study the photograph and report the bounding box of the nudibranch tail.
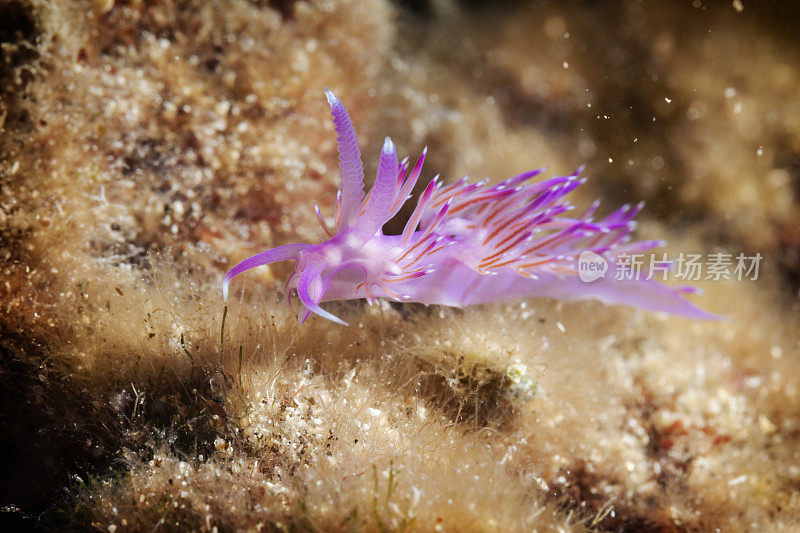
[221,88,715,325]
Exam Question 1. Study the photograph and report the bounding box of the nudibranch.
[223,88,713,326]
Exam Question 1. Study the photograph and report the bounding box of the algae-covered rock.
[1,1,799,530]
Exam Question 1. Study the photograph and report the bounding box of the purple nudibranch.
[223,88,714,326]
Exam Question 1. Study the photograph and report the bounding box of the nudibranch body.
[223,88,713,326]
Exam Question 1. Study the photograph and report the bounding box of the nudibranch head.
[222,88,714,325]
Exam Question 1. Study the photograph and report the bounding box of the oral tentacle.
[223,243,310,301]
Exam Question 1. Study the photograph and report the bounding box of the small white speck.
[724,87,737,99]
[728,475,748,486]
[608,157,613,163]
[757,146,764,157]
[563,61,569,69]
[732,0,744,13]
[556,321,566,333]
[664,97,672,103]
